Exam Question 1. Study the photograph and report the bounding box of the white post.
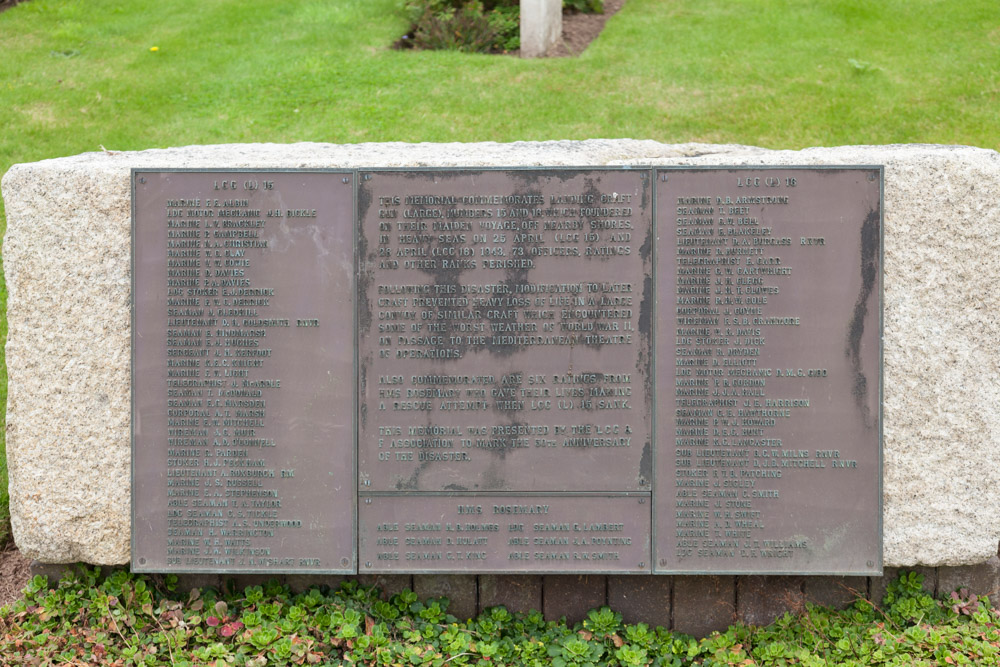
[520,0,562,58]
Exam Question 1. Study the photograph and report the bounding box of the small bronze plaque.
[357,169,653,495]
[132,170,356,573]
[653,167,882,574]
[359,494,650,573]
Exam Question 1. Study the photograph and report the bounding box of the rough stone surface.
[479,575,542,615]
[4,141,1000,567]
[607,575,671,628]
[673,575,734,636]
[520,0,562,57]
[543,575,606,622]
[738,576,805,627]
[937,556,1000,604]
[414,574,477,621]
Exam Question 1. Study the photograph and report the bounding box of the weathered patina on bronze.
[132,166,882,576]
[132,170,357,573]
[654,167,882,575]
[356,169,654,573]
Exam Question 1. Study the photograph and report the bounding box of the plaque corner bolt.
[138,176,146,184]
[868,173,877,181]
[365,562,372,568]
[342,177,350,184]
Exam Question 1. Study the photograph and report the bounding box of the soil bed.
[0,0,28,14]
[0,543,31,609]
[548,0,626,57]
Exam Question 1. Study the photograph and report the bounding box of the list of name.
[135,171,357,573]
[658,168,881,573]
[165,185,305,568]
[136,167,879,576]
[361,495,649,572]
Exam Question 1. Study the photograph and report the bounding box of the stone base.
[6,141,1000,618]
[5,142,1000,569]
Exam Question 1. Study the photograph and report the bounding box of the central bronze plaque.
[357,169,653,573]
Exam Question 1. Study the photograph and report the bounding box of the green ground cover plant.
[1,569,998,665]
[1,0,998,541]
[399,0,522,53]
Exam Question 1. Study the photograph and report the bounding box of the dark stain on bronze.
[639,173,653,264]
[479,465,507,491]
[638,273,653,344]
[396,458,433,491]
[358,168,651,531]
[639,442,652,487]
[358,352,369,431]
[356,177,374,334]
[846,204,881,426]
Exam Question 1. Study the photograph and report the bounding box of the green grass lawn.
[1,0,998,538]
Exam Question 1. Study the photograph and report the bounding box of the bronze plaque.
[359,494,650,573]
[132,170,356,573]
[357,169,653,495]
[653,167,882,574]
[356,169,653,573]
[130,165,883,576]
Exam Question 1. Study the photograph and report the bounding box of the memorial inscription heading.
[132,166,882,575]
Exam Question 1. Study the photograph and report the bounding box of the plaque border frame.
[130,168,359,575]
[127,165,885,577]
